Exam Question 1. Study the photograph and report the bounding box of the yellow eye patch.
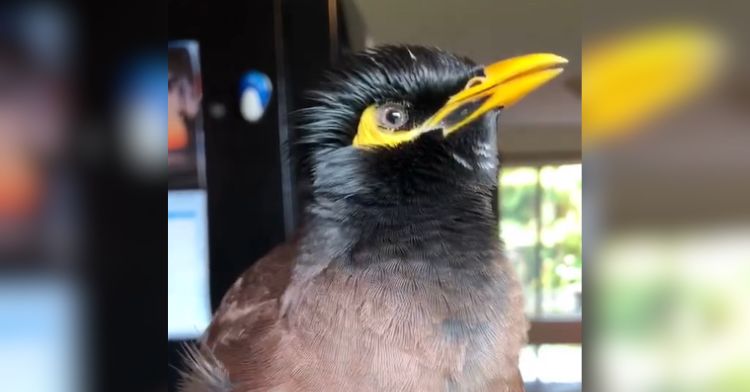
[351,53,567,149]
[352,106,422,148]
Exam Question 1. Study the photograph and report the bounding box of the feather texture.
[179,45,526,392]
[177,343,232,392]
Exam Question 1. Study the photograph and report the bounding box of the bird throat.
[303,181,500,270]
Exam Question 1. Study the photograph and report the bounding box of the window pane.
[500,167,541,316]
[520,344,582,386]
[540,164,582,317]
[500,164,582,319]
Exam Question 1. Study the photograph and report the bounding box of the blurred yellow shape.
[583,24,725,147]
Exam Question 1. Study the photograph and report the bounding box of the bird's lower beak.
[422,53,568,135]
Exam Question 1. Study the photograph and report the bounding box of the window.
[500,164,582,387]
[500,164,582,319]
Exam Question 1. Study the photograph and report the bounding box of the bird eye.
[375,103,409,130]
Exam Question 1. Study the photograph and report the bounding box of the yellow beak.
[422,53,568,135]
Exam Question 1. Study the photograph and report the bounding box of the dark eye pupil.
[386,110,402,124]
[377,103,409,129]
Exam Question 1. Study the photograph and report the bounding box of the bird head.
[298,45,566,208]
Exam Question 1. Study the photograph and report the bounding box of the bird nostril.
[464,77,485,89]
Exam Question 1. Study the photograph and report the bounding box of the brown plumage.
[178,45,553,392]
[183,237,526,392]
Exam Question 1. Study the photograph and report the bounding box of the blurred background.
[583,1,750,391]
[168,0,580,391]
[1,1,164,391]
[3,0,748,391]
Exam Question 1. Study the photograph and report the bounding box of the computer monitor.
[168,190,211,340]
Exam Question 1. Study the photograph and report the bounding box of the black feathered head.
[297,45,565,209]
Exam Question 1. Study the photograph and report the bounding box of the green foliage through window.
[500,164,582,318]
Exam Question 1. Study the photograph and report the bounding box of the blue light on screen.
[0,277,84,392]
[168,190,212,340]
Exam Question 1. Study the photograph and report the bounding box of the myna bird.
[179,45,566,392]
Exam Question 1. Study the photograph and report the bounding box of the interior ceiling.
[346,0,581,130]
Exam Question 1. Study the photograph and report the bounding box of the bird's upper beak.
[422,53,568,135]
